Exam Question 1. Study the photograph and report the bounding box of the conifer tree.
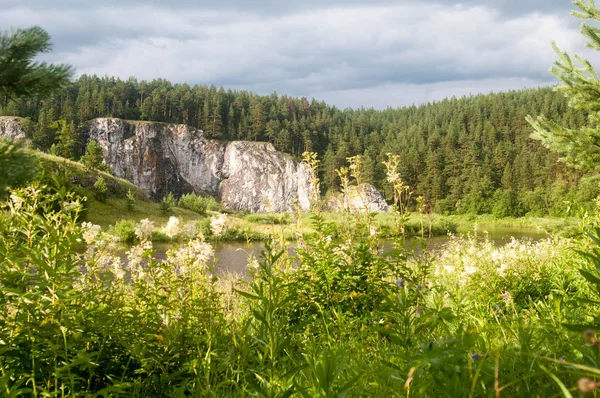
[527,0,600,172]
[0,26,73,101]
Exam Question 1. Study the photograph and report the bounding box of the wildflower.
[81,222,102,244]
[135,218,155,241]
[9,193,23,210]
[559,357,566,363]
[62,201,80,212]
[396,280,404,287]
[110,259,125,280]
[181,221,198,240]
[578,378,600,394]
[470,354,479,360]
[464,266,477,275]
[163,216,180,239]
[210,214,227,237]
[171,238,214,273]
[369,226,378,237]
[248,258,260,272]
[501,291,512,305]
[126,244,146,270]
[494,305,501,311]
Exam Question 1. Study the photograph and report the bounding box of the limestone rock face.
[85,118,225,199]
[324,183,389,213]
[0,117,27,141]
[220,141,313,213]
[84,118,312,212]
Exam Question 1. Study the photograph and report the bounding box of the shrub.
[434,198,452,215]
[521,189,548,217]
[125,188,136,211]
[178,192,208,214]
[93,176,109,202]
[205,195,225,212]
[160,192,176,214]
[245,213,291,225]
[109,219,137,244]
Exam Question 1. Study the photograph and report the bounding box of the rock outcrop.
[85,118,224,198]
[220,141,312,212]
[0,116,27,141]
[84,118,313,213]
[324,183,389,213]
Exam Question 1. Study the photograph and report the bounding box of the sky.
[1,0,594,109]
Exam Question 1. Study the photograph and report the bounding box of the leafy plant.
[160,192,175,214]
[93,176,108,202]
[109,219,137,244]
[125,188,136,211]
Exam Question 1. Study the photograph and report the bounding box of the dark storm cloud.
[1,0,592,108]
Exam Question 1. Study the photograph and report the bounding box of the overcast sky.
[2,0,593,109]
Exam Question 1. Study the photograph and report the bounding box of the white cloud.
[3,1,594,108]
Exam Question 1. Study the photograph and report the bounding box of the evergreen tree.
[0,26,73,101]
[81,139,104,170]
[527,0,600,172]
[54,120,79,159]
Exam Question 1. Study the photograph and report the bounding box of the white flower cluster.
[81,222,102,245]
[181,221,199,240]
[434,233,571,284]
[171,238,214,273]
[9,193,23,210]
[163,216,181,239]
[210,214,227,237]
[135,219,155,241]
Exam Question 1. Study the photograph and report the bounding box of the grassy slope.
[35,151,205,229]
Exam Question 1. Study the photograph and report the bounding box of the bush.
[434,198,452,215]
[245,213,291,225]
[93,176,109,202]
[160,192,176,214]
[125,188,136,211]
[178,192,208,214]
[205,195,225,212]
[108,219,137,244]
[520,189,548,217]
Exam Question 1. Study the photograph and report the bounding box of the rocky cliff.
[84,118,313,213]
[0,116,27,141]
[220,141,312,212]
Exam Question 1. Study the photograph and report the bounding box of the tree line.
[1,74,594,216]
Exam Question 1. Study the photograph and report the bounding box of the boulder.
[324,183,389,213]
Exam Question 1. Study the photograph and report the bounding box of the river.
[153,226,549,276]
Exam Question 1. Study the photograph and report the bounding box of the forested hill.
[1,75,595,216]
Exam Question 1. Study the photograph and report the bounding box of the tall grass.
[2,161,600,396]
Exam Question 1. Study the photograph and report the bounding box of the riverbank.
[90,207,579,245]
